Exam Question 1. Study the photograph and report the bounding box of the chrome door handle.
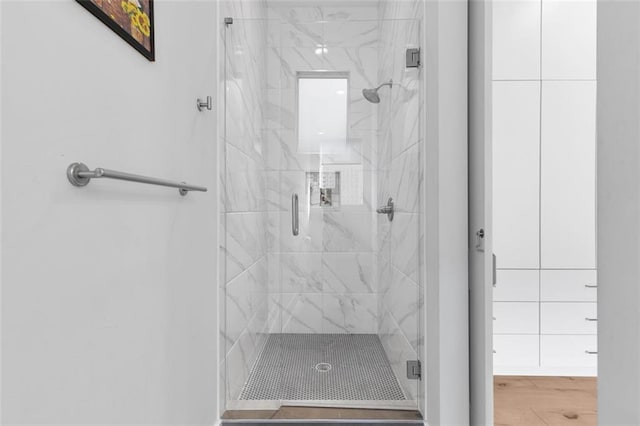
[585,350,598,355]
[585,284,598,288]
[585,317,598,322]
[291,193,299,236]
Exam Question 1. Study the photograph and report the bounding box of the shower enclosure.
[220,3,425,418]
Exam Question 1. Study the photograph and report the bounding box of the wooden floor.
[495,376,597,426]
[224,376,596,423]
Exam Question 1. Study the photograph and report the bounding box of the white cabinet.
[541,335,598,368]
[494,270,539,302]
[541,81,597,269]
[493,0,541,80]
[541,302,597,334]
[492,1,597,377]
[494,302,539,334]
[541,0,597,80]
[541,269,597,302]
[494,335,539,367]
[493,82,540,269]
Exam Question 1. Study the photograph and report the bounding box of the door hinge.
[406,360,422,380]
[406,48,421,68]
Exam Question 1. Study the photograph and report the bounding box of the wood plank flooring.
[495,376,597,426]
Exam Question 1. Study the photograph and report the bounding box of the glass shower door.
[222,14,424,415]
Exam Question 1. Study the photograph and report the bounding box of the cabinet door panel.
[542,0,597,79]
[541,302,597,334]
[494,270,540,302]
[493,0,541,80]
[494,302,539,334]
[494,335,539,367]
[541,269,597,302]
[493,82,541,269]
[540,335,598,368]
[541,81,596,269]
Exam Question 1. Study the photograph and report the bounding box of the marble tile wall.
[265,2,381,336]
[376,0,425,402]
[219,0,269,407]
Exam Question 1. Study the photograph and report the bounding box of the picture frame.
[76,0,155,61]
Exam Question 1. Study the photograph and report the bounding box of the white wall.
[597,1,640,423]
[424,0,470,424]
[1,1,218,424]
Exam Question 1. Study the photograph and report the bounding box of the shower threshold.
[237,334,411,407]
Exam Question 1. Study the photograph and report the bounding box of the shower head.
[362,79,393,104]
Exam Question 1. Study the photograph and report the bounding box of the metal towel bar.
[67,162,208,196]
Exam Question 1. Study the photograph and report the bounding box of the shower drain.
[314,362,332,372]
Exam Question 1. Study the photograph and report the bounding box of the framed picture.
[77,0,155,61]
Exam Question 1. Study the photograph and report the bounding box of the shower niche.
[307,171,340,208]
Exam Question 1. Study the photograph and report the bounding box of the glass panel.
[222,14,424,420]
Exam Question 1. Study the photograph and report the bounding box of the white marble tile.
[322,47,377,89]
[280,21,324,48]
[322,132,377,171]
[391,213,419,281]
[265,171,281,211]
[267,252,280,294]
[225,212,267,282]
[225,260,268,345]
[279,47,326,90]
[322,211,373,252]
[225,144,265,212]
[268,129,322,171]
[268,5,324,24]
[281,293,323,333]
[384,267,422,349]
[278,209,324,253]
[268,294,283,333]
[267,48,283,90]
[389,143,421,214]
[350,90,378,132]
[324,20,379,48]
[280,252,323,293]
[322,293,377,333]
[322,253,374,293]
[277,171,307,211]
[267,210,280,252]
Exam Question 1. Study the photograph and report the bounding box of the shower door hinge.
[224,17,233,26]
[406,48,421,68]
[406,360,422,380]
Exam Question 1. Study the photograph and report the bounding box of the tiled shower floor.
[239,334,406,401]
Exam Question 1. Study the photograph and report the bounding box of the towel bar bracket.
[67,162,92,187]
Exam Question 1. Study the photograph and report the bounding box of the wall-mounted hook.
[197,96,213,112]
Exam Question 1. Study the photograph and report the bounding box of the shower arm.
[376,80,393,90]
